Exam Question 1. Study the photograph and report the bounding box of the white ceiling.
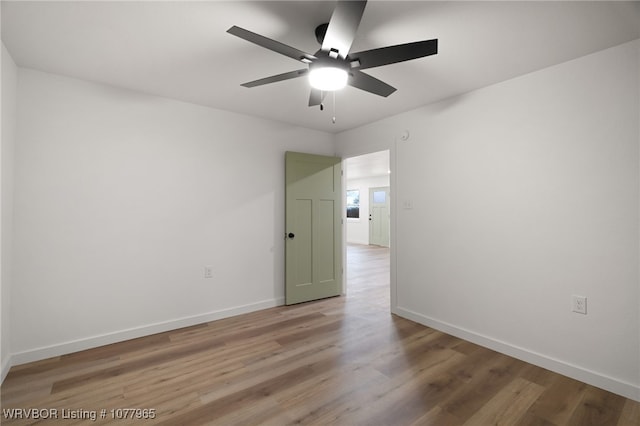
[345,150,390,180]
[2,1,639,133]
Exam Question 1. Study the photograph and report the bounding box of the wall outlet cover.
[204,266,213,279]
[572,295,587,314]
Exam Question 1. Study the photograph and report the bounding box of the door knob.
[288,232,295,239]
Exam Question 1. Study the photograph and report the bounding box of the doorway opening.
[343,150,391,306]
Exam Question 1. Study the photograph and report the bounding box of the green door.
[369,186,390,247]
[285,152,342,305]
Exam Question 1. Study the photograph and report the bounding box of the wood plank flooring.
[2,244,638,425]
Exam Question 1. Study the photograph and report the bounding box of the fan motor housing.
[309,55,350,72]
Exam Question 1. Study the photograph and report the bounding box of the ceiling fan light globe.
[308,67,348,91]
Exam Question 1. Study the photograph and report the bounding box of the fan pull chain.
[332,91,336,124]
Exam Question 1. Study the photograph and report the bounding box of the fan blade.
[348,70,396,97]
[227,26,316,63]
[321,0,367,58]
[349,39,438,70]
[308,89,327,107]
[241,69,309,88]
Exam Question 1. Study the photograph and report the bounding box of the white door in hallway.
[285,151,343,305]
[369,186,390,247]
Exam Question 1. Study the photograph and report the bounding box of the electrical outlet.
[204,266,213,279]
[572,295,587,314]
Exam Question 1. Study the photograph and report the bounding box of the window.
[373,190,386,203]
[346,189,360,218]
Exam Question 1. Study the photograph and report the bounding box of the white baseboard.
[395,306,640,402]
[10,297,285,368]
[1,355,12,383]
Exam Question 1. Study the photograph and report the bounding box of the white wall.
[4,38,639,402]
[346,175,390,245]
[1,43,17,381]
[11,68,335,363]
[336,40,640,400]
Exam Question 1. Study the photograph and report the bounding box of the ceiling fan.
[227,0,438,107]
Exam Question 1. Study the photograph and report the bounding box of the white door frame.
[341,146,397,314]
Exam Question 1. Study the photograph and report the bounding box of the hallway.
[346,243,390,304]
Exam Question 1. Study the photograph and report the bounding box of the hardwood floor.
[2,243,638,425]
